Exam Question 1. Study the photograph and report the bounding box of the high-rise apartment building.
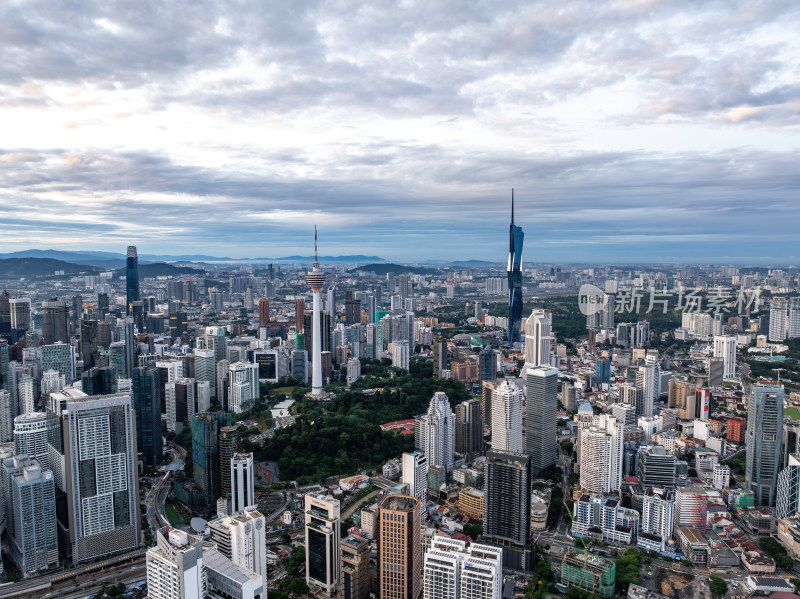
[727,416,746,444]
[745,383,784,505]
[580,414,623,494]
[491,379,523,453]
[13,412,48,469]
[789,298,800,338]
[146,527,204,599]
[638,487,674,553]
[454,399,483,458]
[426,391,455,474]
[402,451,428,517]
[47,391,141,563]
[526,365,558,474]
[378,494,421,599]
[42,342,76,383]
[713,335,737,379]
[423,537,502,599]
[258,298,270,326]
[305,494,341,595]
[523,308,551,370]
[507,193,524,345]
[674,487,708,532]
[2,455,58,577]
[125,246,140,315]
[484,449,531,547]
[770,298,788,342]
[634,357,659,418]
[481,380,496,431]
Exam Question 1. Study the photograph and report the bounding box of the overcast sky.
[1,0,798,263]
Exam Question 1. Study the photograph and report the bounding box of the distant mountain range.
[349,263,437,276]
[0,249,387,267]
[0,257,99,276]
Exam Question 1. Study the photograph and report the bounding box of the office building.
[713,335,737,379]
[220,425,242,501]
[745,383,784,505]
[13,412,48,469]
[17,376,35,414]
[426,391,455,474]
[146,528,204,599]
[454,399,483,458]
[674,487,708,533]
[507,193,524,345]
[126,246,140,315]
[378,494,421,599]
[595,358,611,385]
[713,464,730,490]
[42,342,75,383]
[402,451,428,516]
[48,391,141,563]
[203,546,264,599]
[423,537,502,599]
[193,411,232,500]
[484,449,531,547]
[478,345,495,382]
[165,378,196,433]
[523,308,551,370]
[41,300,70,345]
[208,509,267,584]
[481,380,496,431]
[777,454,800,519]
[638,487,674,553]
[9,298,31,332]
[305,494,341,595]
[132,364,163,469]
[526,366,558,474]
[2,455,58,577]
[346,358,361,386]
[636,444,677,489]
[228,361,258,413]
[194,349,216,399]
[790,298,800,338]
[491,379,523,453]
[610,403,636,426]
[390,340,410,371]
[580,414,624,494]
[231,452,255,514]
[340,535,370,599]
[770,298,788,342]
[307,229,327,396]
[0,391,12,443]
[79,318,99,370]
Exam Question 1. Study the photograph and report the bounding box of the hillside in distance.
[350,263,437,276]
[0,257,98,277]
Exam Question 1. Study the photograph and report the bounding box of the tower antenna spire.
[511,188,515,225]
[314,225,318,266]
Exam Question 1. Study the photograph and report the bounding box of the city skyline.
[0,2,798,263]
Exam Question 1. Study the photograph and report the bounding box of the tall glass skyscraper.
[507,191,524,345]
[746,383,784,506]
[126,246,140,315]
[133,364,164,469]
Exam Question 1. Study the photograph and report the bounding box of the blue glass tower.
[507,191,524,344]
[126,245,140,315]
[133,364,163,469]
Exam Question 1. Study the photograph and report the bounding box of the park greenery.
[760,536,793,569]
[615,548,643,591]
[244,357,471,483]
[710,575,728,597]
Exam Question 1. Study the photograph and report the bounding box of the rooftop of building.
[203,547,261,583]
[564,548,614,569]
[677,526,707,545]
[379,495,418,512]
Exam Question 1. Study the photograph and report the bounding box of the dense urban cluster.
[0,215,798,599]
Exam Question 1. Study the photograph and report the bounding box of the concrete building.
[713,335,737,379]
[454,399,483,459]
[638,487,674,553]
[491,379,523,453]
[580,414,624,494]
[2,455,58,577]
[340,535,370,599]
[208,509,267,585]
[674,487,708,533]
[561,549,616,599]
[378,494,421,599]
[484,449,531,547]
[523,308,551,372]
[746,384,784,506]
[146,528,204,599]
[526,365,558,475]
[423,537,502,599]
[402,451,428,517]
[231,452,255,514]
[426,391,455,474]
